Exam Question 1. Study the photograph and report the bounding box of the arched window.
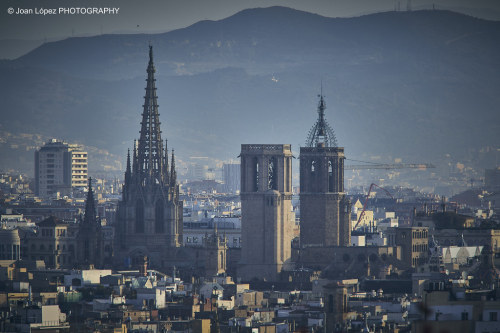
[268,158,277,190]
[328,160,334,192]
[155,200,164,233]
[84,240,90,261]
[285,157,290,192]
[254,158,259,192]
[136,200,145,233]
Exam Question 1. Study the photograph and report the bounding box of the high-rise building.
[34,139,88,198]
[115,46,182,268]
[300,94,351,248]
[239,144,294,281]
[222,163,241,193]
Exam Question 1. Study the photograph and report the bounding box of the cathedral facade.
[114,46,183,269]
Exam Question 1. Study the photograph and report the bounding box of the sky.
[2,0,500,42]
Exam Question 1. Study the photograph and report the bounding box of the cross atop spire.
[305,89,338,148]
[137,45,165,181]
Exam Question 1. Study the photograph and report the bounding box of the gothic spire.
[170,149,177,186]
[133,140,138,174]
[137,45,164,180]
[126,149,131,173]
[305,90,338,148]
[164,139,169,183]
[83,178,97,225]
[125,149,131,181]
[124,149,131,196]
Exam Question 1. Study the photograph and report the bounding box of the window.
[136,200,144,233]
[490,311,498,321]
[155,200,164,233]
[268,158,277,190]
[254,158,259,192]
[328,295,334,313]
[285,157,290,192]
[328,160,334,192]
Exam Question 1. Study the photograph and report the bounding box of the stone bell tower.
[300,93,351,248]
[238,144,294,281]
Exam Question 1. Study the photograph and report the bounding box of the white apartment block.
[35,139,88,198]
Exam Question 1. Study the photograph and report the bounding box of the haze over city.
[1,1,500,332]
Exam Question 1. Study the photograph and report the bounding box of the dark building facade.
[115,46,183,268]
[300,94,351,247]
[76,178,104,267]
[21,178,112,269]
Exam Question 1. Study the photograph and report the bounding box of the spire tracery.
[137,45,165,182]
[306,93,338,148]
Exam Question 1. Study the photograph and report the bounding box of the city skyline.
[0,6,500,327]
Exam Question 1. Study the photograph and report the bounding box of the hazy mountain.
[1,7,499,177]
[0,39,44,60]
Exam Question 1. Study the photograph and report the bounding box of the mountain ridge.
[0,7,498,181]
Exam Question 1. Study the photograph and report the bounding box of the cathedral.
[114,46,183,269]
